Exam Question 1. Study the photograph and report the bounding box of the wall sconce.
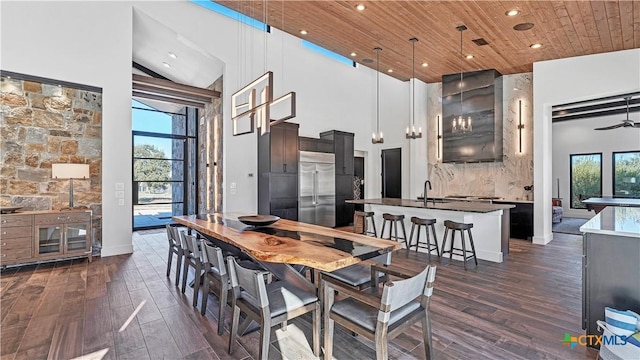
[517,100,524,153]
[436,115,442,159]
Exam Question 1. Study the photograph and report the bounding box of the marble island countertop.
[580,206,640,238]
[347,198,514,213]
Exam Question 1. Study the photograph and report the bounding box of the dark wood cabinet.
[299,136,333,153]
[269,124,298,174]
[258,123,299,221]
[320,130,355,226]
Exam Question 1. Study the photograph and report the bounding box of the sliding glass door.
[132,100,197,229]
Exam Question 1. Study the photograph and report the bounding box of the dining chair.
[180,232,203,308]
[323,264,437,360]
[318,254,389,306]
[227,256,320,360]
[200,241,230,335]
[165,224,184,287]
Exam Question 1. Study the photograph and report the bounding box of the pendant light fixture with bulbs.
[372,47,384,144]
[452,25,473,134]
[406,37,422,139]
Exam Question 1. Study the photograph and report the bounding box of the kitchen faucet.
[424,180,433,206]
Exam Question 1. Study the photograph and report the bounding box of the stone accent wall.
[199,76,223,214]
[427,73,533,200]
[0,75,103,253]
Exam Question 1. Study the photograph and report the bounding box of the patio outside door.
[132,101,198,229]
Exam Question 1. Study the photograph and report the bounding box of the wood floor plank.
[138,319,182,359]
[13,313,58,355]
[110,305,146,357]
[159,305,209,357]
[115,346,150,360]
[0,324,27,356]
[107,280,132,309]
[127,288,163,325]
[82,331,116,360]
[47,318,83,360]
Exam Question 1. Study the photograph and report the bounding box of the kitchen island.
[347,198,514,263]
[580,206,640,343]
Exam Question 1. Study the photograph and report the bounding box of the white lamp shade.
[52,163,90,179]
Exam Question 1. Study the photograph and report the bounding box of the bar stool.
[440,220,478,270]
[353,211,377,237]
[380,213,408,248]
[409,217,440,261]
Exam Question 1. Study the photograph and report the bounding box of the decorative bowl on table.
[238,215,280,227]
[0,206,22,214]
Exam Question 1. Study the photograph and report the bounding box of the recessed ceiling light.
[465,54,474,59]
[168,52,177,59]
[421,62,428,67]
[505,9,520,16]
[163,62,172,68]
[387,69,393,73]
[530,43,542,49]
[300,30,308,35]
[356,4,365,11]
[350,52,357,57]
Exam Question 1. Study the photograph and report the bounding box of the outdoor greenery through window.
[570,153,602,209]
[613,151,640,198]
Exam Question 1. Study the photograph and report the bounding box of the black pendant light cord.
[460,27,463,121]
[376,47,381,135]
[412,39,415,127]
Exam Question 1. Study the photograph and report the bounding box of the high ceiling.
[217,0,640,83]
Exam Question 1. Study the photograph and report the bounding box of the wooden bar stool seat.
[439,220,478,270]
[353,211,377,237]
[380,213,409,249]
[409,217,440,261]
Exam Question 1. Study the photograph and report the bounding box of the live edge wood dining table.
[172,213,402,292]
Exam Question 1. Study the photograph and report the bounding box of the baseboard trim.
[101,244,133,257]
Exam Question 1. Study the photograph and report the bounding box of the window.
[132,100,198,229]
[301,40,356,67]
[190,1,270,32]
[570,153,602,209]
[613,151,640,198]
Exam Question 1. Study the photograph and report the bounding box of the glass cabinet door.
[66,223,88,252]
[37,225,63,256]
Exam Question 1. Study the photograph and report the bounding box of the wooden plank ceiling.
[216,1,640,83]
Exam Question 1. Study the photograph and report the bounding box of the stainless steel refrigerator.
[299,151,335,227]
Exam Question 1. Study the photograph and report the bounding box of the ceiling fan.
[594,96,640,130]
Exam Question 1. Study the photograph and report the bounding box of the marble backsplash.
[426,73,533,201]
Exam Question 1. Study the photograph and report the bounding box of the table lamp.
[52,163,90,210]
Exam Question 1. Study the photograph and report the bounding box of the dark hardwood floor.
[1,230,597,359]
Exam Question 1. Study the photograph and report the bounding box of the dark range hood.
[442,69,503,163]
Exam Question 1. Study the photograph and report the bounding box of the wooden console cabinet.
[1,210,92,267]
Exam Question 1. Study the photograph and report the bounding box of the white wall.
[1,1,414,255]
[552,114,640,219]
[533,49,640,244]
[1,1,134,256]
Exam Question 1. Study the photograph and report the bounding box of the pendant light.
[452,25,472,134]
[372,47,384,144]
[406,37,422,139]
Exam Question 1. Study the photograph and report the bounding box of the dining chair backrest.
[181,232,199,258]
[202,242,226,277]
[380,265,436,314]
[227,256,268,309]
[166,224,179,247]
